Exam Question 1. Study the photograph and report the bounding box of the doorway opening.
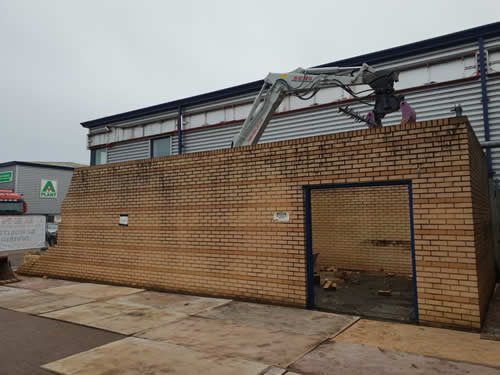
[305,181,418,323]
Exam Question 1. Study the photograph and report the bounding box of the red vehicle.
[0,189,27,215]
[0,189,25,282]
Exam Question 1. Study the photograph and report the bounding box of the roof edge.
[0,161,78,171]
[82,21,500,129]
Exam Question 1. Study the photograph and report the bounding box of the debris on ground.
[319,266,362,290]
[322,280,337,290]
[319,266,410,297]
[377,289,392,296]
[23,251,41,266]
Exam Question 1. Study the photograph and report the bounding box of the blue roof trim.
[81,22,500,129]
[319,22,500,67]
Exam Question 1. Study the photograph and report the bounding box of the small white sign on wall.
[119,215,128,226]
[273,212,290,223]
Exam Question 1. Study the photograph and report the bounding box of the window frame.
[151,136,171,158]
[95,147,108,165]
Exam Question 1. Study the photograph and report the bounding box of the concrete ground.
[2,248,46,270]
[482,284,500,341]
[1,276,500,374]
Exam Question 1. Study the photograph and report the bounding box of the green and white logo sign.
[40,179,57,199]
[0,171,13,183]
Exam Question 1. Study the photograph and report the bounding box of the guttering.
[481,141,500,149]
[478,37,493,175]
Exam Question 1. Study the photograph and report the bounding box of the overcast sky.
[0,1,498,164]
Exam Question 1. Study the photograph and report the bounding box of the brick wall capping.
[79,117,471,171]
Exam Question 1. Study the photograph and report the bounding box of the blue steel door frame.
[304,180,419,322]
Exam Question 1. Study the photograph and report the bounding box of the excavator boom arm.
[232,64,414,148]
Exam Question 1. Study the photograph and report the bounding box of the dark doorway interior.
[308,182,417,323]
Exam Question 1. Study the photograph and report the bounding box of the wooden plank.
[377,290,392,296]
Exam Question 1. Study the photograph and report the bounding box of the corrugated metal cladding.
[0,165,16,191]
[181,125,240,154]
[181,78,485,149]
[107,140,150,163]
[488,75,500,175]
[171,134,179,156]
[16,165,73,215]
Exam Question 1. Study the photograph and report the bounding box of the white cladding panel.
[88,116,177,148]
[375,41,478,71]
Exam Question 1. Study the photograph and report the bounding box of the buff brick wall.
[311,185,412,275]
[19,117,495,329]
[468,126,496,319]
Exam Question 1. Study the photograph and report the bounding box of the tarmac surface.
[0,308,124,375]
[2,276,500,374]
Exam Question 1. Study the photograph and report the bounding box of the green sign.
[40,179,57,199]
[0,171,13,183]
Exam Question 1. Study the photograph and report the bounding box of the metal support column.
[479,37,492,175]
[177,106,183,155]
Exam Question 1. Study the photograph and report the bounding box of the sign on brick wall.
[273,212,290,222]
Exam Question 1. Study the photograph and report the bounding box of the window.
[0,201,24,215]
[151,137,171,158]
[95,148,107,165]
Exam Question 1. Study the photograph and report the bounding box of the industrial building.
[0,161,83,223]
[20,23,500,329]
[82,23,500,177]
[21,117,495,329]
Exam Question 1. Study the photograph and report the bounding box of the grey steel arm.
[232,64,414,147]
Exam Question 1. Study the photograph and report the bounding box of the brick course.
[19,117,494,329]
